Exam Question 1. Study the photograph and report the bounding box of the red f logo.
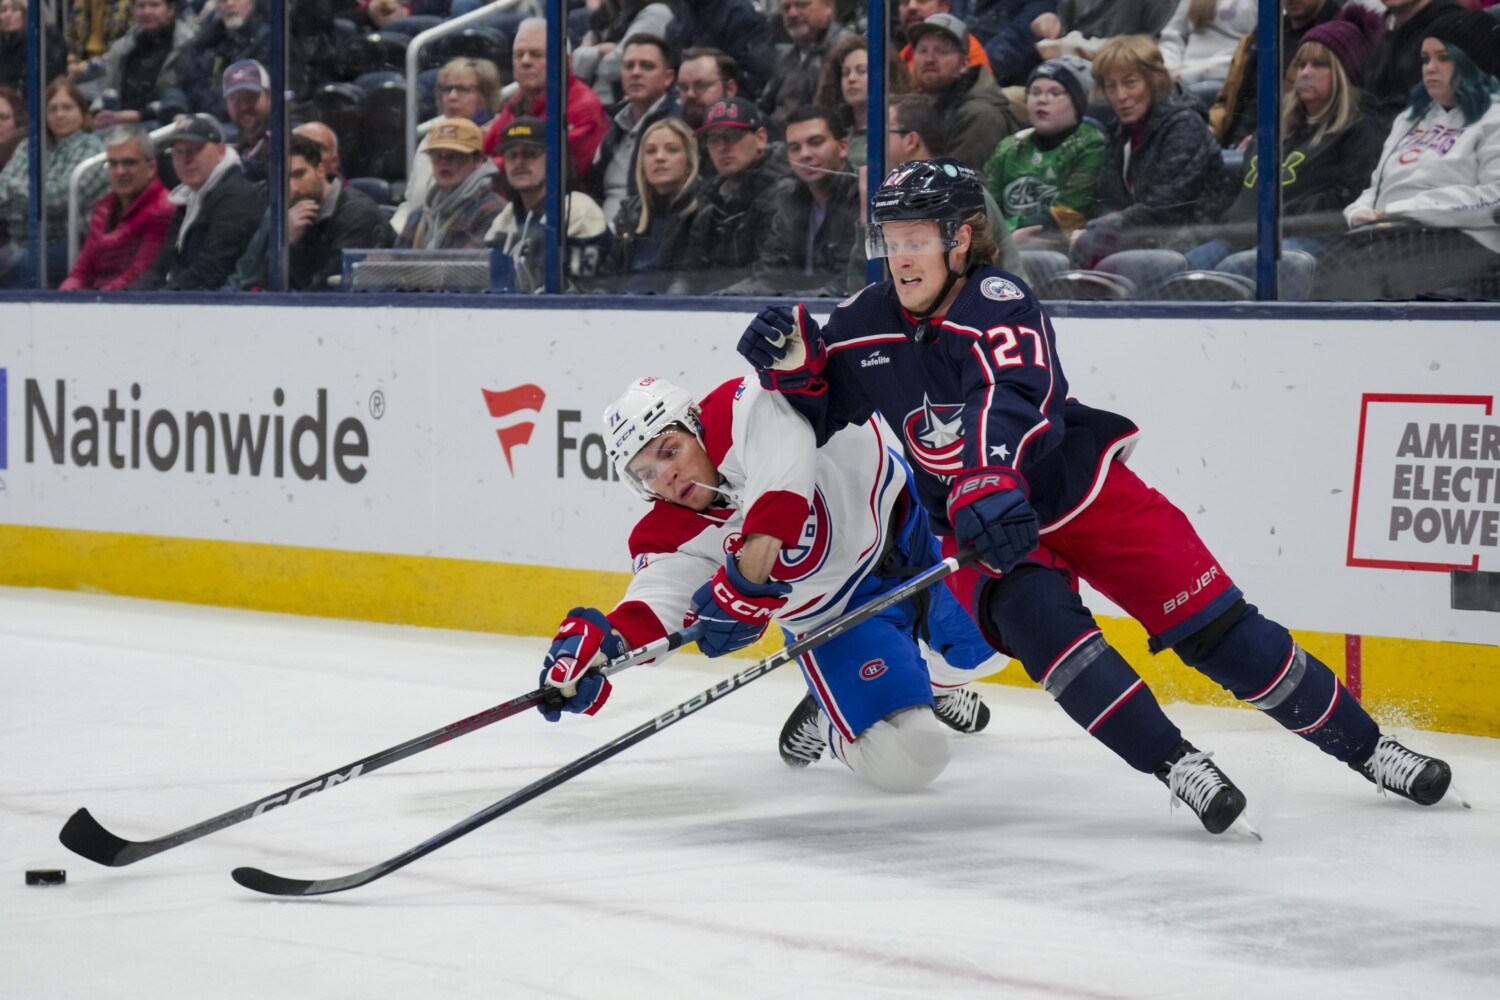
[482,384,546,475]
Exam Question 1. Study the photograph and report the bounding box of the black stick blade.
[59,809,143,867]
[232,862,401,896]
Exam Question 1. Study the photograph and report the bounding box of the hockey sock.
[984,568,1182,773]
[1174,604,1379,763]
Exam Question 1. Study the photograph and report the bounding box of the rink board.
[1,299,1497,735]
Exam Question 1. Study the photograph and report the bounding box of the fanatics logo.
[860,350,891,368]
[980,276,1024,302]
[482,383,546,475]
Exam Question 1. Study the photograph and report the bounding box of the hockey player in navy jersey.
[536,375,1006,792]
[737,158,1456,832]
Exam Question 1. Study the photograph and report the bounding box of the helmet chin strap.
[909,252,974,342]
[692,479,742,509]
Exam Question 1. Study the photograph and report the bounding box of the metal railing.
[67,123,179,265]
[406,0,525,181]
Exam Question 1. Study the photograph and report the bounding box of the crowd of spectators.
[1,0,1499,299]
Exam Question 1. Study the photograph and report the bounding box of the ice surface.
[2,587,1498,999]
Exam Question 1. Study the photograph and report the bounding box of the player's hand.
[736,304,827,395]
[684,556,792,658]
[538,607,624,721]
[948,468,1040,576]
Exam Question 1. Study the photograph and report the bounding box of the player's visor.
[864,221,960,260]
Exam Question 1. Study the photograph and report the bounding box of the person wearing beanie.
[982,55,1105,242]
[1185,3,1388,269]
[1317,19,1500,298]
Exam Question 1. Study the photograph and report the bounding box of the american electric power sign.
[1349,393,1500,572]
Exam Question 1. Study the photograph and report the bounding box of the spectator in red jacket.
[483,17,608,182]
[60,125,174,291]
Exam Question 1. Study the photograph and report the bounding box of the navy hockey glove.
[948,468,1040,576]
[736,304,828,395]
[684,555,792,657]
[538,607,625,722]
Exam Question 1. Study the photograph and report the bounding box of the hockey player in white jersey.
[537,375,1005,792]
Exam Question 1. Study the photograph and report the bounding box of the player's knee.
[844,707,951,793]
[1171,598,1249,664]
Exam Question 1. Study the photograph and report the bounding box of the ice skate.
[778,693,826,767]
[1352,735,1452,806]
[1155,741,1248,835]
[932,686,990,733]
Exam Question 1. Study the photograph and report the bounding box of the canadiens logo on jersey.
[722,489,835,584]
[859,660,888,680]
[903,395,965,477]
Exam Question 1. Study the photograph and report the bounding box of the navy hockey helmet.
[866,157,986,260]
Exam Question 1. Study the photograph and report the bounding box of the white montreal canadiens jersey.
[608,379,909,645]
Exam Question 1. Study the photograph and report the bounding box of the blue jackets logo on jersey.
[980,276,1024,302]
[903,395,965,477]
[859,659,888,680]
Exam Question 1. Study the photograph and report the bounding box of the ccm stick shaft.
[58,628,702,867]
[232,551,976,896]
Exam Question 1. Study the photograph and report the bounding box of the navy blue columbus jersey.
[792,266,1140,533]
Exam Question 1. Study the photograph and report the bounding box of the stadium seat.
[342,31,411,78]
[1018,248,1071,288]
[1221,147,1245,186]
[1157,270,1256,301]
[382,15,444,38]
[439,26,511,77]
[363,79,409,181]
[1035,270,1137,300]
[1096,249,1190,298]
[1188,79,1225,114]
[354,70,404,95]
[312,82,368,179]
[348,176,393,205]
[1220,248,1318,301]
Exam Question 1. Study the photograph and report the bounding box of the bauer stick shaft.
[231,550,977,896]
[59,626,702,867]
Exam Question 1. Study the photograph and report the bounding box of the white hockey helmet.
[603,377,705,501]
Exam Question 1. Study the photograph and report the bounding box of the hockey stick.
[232,550,977,896]
[58,626,703,867]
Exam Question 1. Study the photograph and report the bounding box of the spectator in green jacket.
[984,55,1104,246]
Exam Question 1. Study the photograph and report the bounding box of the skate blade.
[1446,781,1472,810]
[1229,813,1263,841]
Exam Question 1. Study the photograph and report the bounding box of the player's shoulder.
[946,266,1042,330]
[627,501,723,560]
[822,281,902,341]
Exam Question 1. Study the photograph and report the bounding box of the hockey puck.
[25,868,66,886]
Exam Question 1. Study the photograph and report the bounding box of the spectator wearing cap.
[61,124,174,291]
[1070,35,1225,268]
[585,32,682,224]
[721,104,860,297]
[1031,1,1175,70]
[88,0,196,130]
[599,117,701,294]
[1158,0,1258,87]
[1366,0,1467,123]
[1317,13,1500,298]
[896,0,994,75]
[1186,4,1387,269]
[396,117,505,250]
[485,116,610,294]
[162,0,269,122]
[760,0,853,133]
[222,59,270,184]
[483,18,608,189]
[983,56,1104,245]
[133,114,263,290]
[396,56,501,235]
[909,13,1020,173]
[1212,0,1347,149]
[679,96,789,294]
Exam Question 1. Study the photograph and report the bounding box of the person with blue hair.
[1317,12,1500,299]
